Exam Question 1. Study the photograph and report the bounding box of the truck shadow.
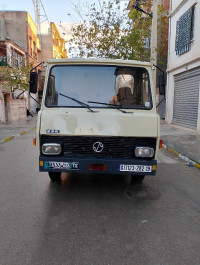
[29,172,161,263]
[48,172,161,202]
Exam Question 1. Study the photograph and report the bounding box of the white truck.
[30,58,160,183]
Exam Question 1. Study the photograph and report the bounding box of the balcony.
[0,56,7,66]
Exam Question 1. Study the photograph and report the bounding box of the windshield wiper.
[87,101,133,114]
[59,93,96,113]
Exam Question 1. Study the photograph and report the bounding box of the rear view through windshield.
[45,65,152,109]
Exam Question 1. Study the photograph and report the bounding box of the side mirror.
[29,71,38,94]
[158,74,165,96]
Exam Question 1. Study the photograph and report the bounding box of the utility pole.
[32,0,49,35]
[33,0,41,35]
[150,0,164,113]
[150,0,158,100]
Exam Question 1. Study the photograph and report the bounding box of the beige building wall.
[7,98,26,121]
[0,11,27,51]
[40,34,53,62]
[0,88,6,122]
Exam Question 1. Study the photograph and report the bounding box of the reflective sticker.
[46,129,60,134]
[44,161,79,170]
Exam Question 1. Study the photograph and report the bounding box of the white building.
[166,0,200,130]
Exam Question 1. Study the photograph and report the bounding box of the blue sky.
[0,0,97,23]
[0,0,129,24]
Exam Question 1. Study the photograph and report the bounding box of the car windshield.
[45,65,152,109]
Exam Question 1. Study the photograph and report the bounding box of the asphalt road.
[1,131,200,265]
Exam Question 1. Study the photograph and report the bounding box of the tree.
[68,0,152,61]
[0,60,32,93]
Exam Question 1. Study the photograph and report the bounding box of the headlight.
[42,143,62,155]
[135,147,154,158]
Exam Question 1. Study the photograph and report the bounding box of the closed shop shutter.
[173,67,200,129]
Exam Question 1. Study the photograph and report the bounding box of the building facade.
[40,22,67,62]
[39,22,67,100]
[0,11,41,67]
[0,11,42,119]
[0,15,27,122]
[166,0,200,130]
[0,11,67,122]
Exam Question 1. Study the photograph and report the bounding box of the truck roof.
[47,58,151,68]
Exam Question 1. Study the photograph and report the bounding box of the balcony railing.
[0,56,7,66]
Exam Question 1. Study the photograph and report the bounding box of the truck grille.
[40,135,156,159]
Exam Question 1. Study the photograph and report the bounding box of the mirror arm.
[153,64,164,75]
[153,63,166,97]
[156,97,165,108]
[30,61,44,73]
[153,63,165,88]
[29,93,41,106]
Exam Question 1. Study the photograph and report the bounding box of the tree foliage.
[0,61,32,92]
[69,1,152,61]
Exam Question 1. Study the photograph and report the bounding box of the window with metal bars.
[175,6,195,55]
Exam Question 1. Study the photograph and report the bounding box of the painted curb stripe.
[195,163,200,169]
[163,143,200,170]
[3,136,14,143]
[20,131,28,136]
[1,127,36,144]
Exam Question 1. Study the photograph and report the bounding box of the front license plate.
[44,161,79,170]
[119,165,152,172]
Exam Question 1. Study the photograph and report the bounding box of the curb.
[0,127,36,144]
[163,143,200,170]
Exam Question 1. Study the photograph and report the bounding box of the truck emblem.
[93,142,104,152]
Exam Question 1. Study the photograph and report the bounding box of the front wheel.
[48,172,61,182]
[131,175,145,184]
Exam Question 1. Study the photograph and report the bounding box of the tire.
[131,175,145,184]
[48,172,61,182]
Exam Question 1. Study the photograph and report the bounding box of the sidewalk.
[0,115,37,144]
[161,120,200,168]
[0,115,199,169]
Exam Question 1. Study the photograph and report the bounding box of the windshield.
[45,65,152,109]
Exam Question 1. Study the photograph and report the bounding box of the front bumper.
[39,156,157,175]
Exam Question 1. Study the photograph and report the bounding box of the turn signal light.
[160,139,163,149]
[33,137,36,146]
[89,164,107,171]
[152,165,157,171]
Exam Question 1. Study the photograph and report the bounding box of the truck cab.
[30,58,160,183]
